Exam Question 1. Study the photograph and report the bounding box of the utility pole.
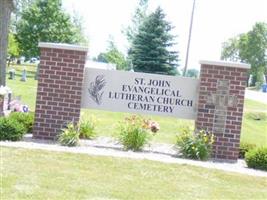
[183,0,196,76]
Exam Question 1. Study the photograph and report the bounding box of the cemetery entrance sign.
[33,43,250,162]
[81,68,199,120]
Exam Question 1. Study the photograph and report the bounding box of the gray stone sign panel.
[81,68,199,119]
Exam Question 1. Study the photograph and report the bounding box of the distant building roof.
[85,60,116,70]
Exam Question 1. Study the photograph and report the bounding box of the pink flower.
[14,103,22,112]
[149,121,160,133]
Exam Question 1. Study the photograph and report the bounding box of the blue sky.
[63,0,267,70]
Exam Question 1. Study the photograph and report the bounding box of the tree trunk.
[0,0,14,86]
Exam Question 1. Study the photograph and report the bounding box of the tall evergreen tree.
[130,7,178,75]
[124,0,149,44]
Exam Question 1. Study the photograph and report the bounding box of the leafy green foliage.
[16,0,87,58]
[239,142,256,159]
[221,22,267,86]
[0,117,26,141]
[123,0,149,44]
[130,7,179,75]
[117,115,159,151]
[94,39,127,70]
[79,118,96,139]
[245,147,267,171]
[176,127,214,161]
[221,37,240,62]
[9,112,34,133]
[8,32,20,58]
[58,123,79,147]
[186,69,199,78]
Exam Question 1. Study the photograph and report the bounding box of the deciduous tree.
[186,68,199,78]
[16,0,87,58]
[221,22,267,86]
[94,39,127,70]
[8,32,19,58]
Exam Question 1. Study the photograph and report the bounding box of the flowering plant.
[117,115,160,151]
[143,119,160,134]
[0,86,9,96]
[176,127,215,161]
[10,102,29,113]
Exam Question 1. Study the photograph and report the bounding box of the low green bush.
[9,112,34,133]
[117,115,159,151]
[239,142,256,159]
[79,118,96,139]
[245,147,267,171]
[58,123,80,147]
[0,117,26,141]
[176,127,214,161]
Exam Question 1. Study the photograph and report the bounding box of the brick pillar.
[33,43,88,140]
[196,60,250,162]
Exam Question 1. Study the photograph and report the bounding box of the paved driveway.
[245,89,267,104]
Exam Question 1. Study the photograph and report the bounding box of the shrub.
[9,112,34,133]
[117,115,159,151]
[239,142,256,159]
[0,117,26,141]
[79,119,96,139]
[245,147,267,171]
[176,127,214,161]
[58,123,79,147]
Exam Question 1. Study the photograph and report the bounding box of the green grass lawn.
[8,63,37,73]
[2,147,267,200]
[82,99,267,146]
[81,109,194,144]
[244,99,267,112]
[6,68,37,111]
[241,99,267,146]
[5,69,267,147]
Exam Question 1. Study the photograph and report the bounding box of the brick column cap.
[39,42,88,52]
[199,60,250,69]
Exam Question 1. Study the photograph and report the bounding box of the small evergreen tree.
[130,7,179,75]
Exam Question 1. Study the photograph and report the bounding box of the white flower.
[0,85,11,96]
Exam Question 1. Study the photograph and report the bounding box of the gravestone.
[8,69,15,80]
[21,68,27,81]
[0,86,12,116]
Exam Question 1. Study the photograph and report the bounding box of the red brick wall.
[33,45,87,139]
[196,62,249,161]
